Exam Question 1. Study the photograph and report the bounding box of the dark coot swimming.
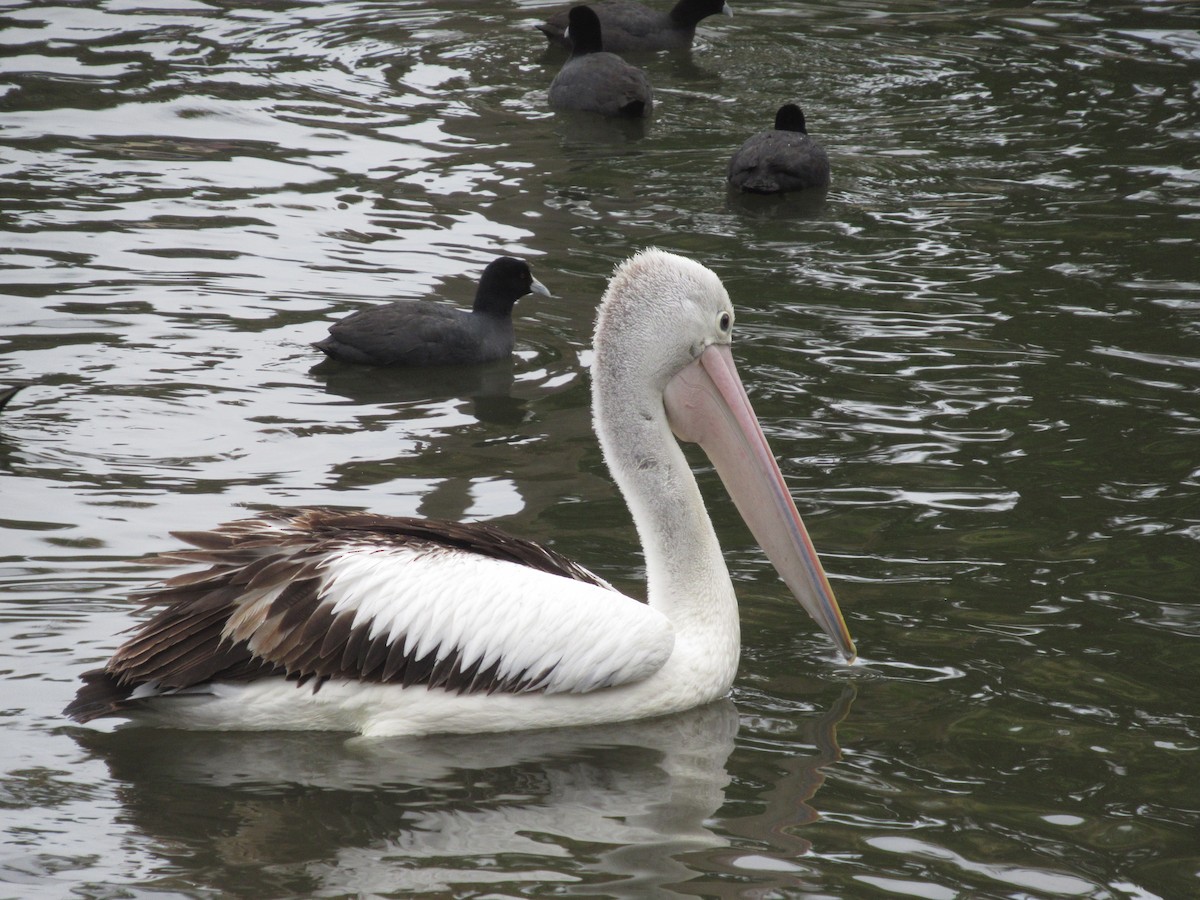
[547,6,653,118]
[538,0,732,53]
[727,104,831,194]
[313,257,550,367]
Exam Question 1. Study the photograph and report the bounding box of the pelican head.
[594,248,856,661]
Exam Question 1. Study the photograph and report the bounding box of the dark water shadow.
[652,50,714,80]
[671,685,857,896]
[536,44,570,68]
[725,685,855,855]
[0,383,28,468]
[534,36,716,83]
[310,356,527,427]
[66,690,854,897]
[550,107,651,148]
[0,383,29,412]
[724,185,832,220]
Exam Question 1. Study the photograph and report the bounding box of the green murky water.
[2,1,1198,896]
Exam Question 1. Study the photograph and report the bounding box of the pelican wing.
[66,509,674,722]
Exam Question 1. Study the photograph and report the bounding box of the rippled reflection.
[63,694,854,896]
[3,0,1199,896]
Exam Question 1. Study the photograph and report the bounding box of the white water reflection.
[62,694,854,897]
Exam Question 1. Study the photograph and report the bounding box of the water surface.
[2,1,1198,897]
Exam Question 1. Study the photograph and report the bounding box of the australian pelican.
[66,249,855,736]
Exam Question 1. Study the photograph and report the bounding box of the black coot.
[313,257,550,367]
[727,104,831,195]
[538,0,732,53]
[548,6,653,118]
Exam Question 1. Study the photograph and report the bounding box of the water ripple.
[3,1,1200,896]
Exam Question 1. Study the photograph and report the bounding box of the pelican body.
[66,249,855,736]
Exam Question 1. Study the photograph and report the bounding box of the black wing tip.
[63,669,136,723]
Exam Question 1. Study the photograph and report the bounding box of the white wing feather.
[318,544,674,693]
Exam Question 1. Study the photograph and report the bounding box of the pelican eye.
[718,312,731,332]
